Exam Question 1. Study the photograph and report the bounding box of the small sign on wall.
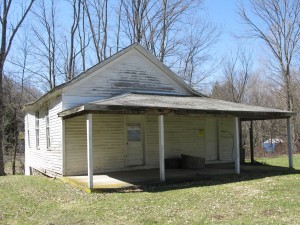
[198,129,205,137]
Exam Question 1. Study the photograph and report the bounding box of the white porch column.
[87,114,93,189]
[287,117,294,168]
[24,149,31,175]
[24,164,31,176]
[158,115,165,182]
[234,117,240,174]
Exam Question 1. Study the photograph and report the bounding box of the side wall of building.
[25,96,63,177]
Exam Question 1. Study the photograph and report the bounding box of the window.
[127,123,141,142]
[35,111,39,148]
[27,115,30,147]
[46,110,50,149]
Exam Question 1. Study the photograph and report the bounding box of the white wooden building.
[24,43,295,188]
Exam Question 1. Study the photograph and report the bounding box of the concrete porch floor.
[62,163,295,192]
[62,163,236,192]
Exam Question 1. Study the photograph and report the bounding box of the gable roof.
[24,43,204,109]
[58,93,295,120]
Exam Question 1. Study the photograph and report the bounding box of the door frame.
[124,115,146,167]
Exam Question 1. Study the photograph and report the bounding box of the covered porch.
[59,93,296,191]
[62,162,297,192]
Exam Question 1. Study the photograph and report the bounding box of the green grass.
[0,155,299,225]
[257,154,300,169]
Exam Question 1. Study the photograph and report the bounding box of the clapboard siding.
[62,49,191,110]
[219,118,235,161]
[24,112,35,174]
[64,115,87,175]
[65,115,207,175]
[165,117,205,158]
[27,109,236,176]
[65,115,126,175]
[25,96,63,177]
[93,115,125,171]
[146,116,206,167]
[144,116,159,167]
[49,97,63,151]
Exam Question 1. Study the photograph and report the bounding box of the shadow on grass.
[106,163,300,193]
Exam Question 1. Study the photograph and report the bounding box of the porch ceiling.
[58,93,295,120]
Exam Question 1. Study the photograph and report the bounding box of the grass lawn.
[0,155,299,225]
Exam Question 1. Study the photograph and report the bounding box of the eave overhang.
[58,93,296,120]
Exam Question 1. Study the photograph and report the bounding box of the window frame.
[127,123,142,142]
[35,111,40,149]
[27,114,31,148]
[45,109,51,149]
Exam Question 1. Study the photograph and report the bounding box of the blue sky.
[204,0,252,56]
[202,0,263,80]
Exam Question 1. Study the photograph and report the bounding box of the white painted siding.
[143,116,159,167]
[165,117,205,157]
[62,49,191,110]
[64,115,87,175]
[146,116,206,167]
[25,96,63,177]
[65,115,126,175]
[64,115,235,176]
[65,115,206,175]
[219,118,235,161]
[205,119,218,160]
[24,112,35,174]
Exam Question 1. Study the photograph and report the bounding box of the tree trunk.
[0,62,4,175]
[0,0,35,176]
[12,111,18,175]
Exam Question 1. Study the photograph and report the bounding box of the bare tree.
[31,0,58,90]
[211,47,253,103]
[83,0,108,63]
[157,0,196,62]
[3,73,38,174]
[239,0,300,112]
[65,0,81,81]
[78,1,87,71]
[0,0,35,176]
[116,0,124,52]
[122,0,152,44]
[120,0,206,63]
[177,17,221,89]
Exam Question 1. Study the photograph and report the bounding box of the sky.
[204,0,240,52]
[203,0,261,73]
[6,0,265,93]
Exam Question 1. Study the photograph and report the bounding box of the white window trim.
[27,114,31,148]
[46,110,51,150]
[35,111,40,149]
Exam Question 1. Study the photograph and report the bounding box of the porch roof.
[58,93,295,120]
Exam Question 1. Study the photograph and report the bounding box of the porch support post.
[158,115,165,182]
[287,117,294,168]
[250,120,254,164]
[87,113,93,189]
[234,117,240,174]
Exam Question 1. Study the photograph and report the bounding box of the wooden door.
[126,117,144,166]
